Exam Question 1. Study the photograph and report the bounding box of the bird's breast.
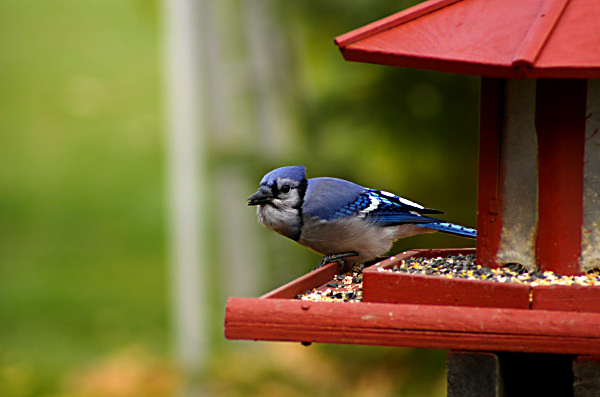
[257,204,302,241]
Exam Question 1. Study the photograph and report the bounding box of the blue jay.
[247,166,476,271]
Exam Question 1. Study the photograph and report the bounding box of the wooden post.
[497,79,538,269]
[476,78,504,268]
[478,78,596,274]
[582,79,600,272]
[477,78,539,270]
[536,79,587,275]
[447,351,502,397]
[448,351,576,396]
[573,356,600,397]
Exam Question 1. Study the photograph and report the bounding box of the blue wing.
[350,189,443,226]
[352,190,477,238]
[304,181,441,224]
[303,179,477,238]
[303,178,436,222]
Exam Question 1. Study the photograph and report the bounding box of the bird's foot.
[312,252,359,272]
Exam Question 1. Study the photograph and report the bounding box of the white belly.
[298,217,434,265]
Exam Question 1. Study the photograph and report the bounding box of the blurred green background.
[0,0,479,395]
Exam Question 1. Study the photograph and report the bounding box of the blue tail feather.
[425,222,477,238]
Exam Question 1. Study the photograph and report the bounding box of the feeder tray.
[363,249,600,313]
[225,248,600,355]
[362,249,530,309]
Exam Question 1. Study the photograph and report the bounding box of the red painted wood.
[338,0,538,79]
[362,249,600,312]
[532,285,600,313]
[535,0,600,75]
[363,248,530,309]
[335,0,600,78]
[337,0,539,74]
[260,262,341,299]
[338,48,520,78]
[511,0,570,68]
[225,297,600,354]
[536,79,586,275]
[476,78,504,268]
[334,0,461,47]
[364,273,529,308]
[363,271,530,308]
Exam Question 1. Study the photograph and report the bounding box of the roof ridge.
[512,0,571,71]
[334,0,462,48]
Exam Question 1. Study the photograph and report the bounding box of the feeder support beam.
[536,79,586,275]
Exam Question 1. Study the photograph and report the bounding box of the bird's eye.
[280,185,291,194]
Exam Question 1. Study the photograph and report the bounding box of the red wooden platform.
[226,3,600,383]
[225,249,600,355]
[363,249,600,313]
[362,249,531,309]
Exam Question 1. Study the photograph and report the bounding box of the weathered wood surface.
[447,352,502,397]
[533,285,600,313]
[536,79,587,275]
[225,297,600,355]
[260,262,340,300]
[364,249,600,312]
[574,356,600,397]
[227,249,600,353]
[362,249,531,309]
[335,0,600,78]
[448,351,576,396]
[476,78,504,269]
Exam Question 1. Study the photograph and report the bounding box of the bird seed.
[295,255,600,303]
[381,254,600,287]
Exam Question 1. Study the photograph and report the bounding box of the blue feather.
[422,222,477,238]
[314,189,441,225]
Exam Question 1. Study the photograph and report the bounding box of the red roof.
[335,0,600,78]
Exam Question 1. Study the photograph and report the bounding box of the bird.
[247,165,476,272]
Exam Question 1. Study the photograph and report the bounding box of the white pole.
[162,0,206,379]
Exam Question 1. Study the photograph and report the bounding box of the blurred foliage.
[276,0,480,200]
[204,343,446,397]
[0,0,479,395]
[0,0,166,394]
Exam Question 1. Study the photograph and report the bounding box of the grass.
[0,0,168,393]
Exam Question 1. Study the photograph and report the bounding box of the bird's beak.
[247,186,273,206]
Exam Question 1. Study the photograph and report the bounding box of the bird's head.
[247,165,307,209]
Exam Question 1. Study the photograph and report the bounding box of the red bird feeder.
[226,0,600,394]
[335,0,600,275]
